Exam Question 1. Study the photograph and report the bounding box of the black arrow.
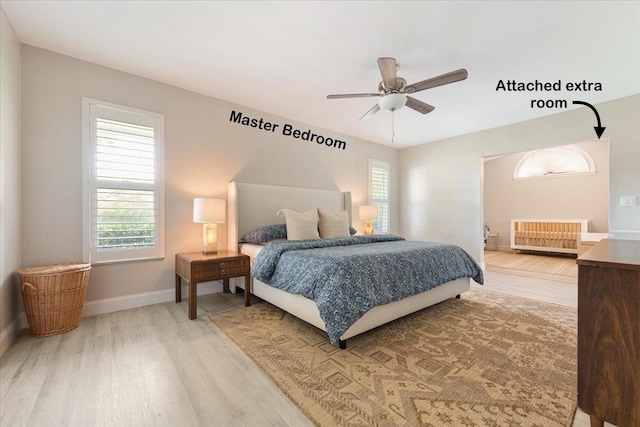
[572,101,606,139]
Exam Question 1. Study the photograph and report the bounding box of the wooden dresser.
[577,239,640,427]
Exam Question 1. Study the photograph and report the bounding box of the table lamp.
[193,198,226,254]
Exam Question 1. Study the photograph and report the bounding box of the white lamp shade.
[193,198,226,223]
[378,93,407,111]
[359,205,378,221]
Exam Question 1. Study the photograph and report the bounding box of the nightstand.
[175,250,251,319]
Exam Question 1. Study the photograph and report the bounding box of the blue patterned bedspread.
[251,234,483,343]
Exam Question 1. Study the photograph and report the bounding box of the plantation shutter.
[513,146,595,179]
[369,159,390,233]
[83,99,165,263]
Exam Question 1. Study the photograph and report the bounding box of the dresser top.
[577,239,640,271]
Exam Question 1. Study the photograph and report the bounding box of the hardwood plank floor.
[1,264,611,426]
[1,293,313,427]
[484,249,578,278]
[476,271,577,307]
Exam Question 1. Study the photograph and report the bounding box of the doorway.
[480,139,610,278]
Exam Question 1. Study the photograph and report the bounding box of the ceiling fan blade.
[359,103,380,120]
[327,93,380,99]
[377,57,398,90]
[405,96,435,114]
[405,68,468,93]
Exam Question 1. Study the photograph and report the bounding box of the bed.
[227,181,483,348]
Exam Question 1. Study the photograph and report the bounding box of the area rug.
[210,289,577,426]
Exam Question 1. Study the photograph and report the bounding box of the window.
[83,99,165,264]
[513,145,596,179]
[369,159,390,233]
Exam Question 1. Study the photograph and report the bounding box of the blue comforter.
[252,235,483,343]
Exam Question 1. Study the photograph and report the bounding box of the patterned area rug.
[210,289,577,426]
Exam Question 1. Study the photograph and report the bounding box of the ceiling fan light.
[378,93,407,111]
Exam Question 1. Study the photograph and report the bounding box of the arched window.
[513,145,596,179]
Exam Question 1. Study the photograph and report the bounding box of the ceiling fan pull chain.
[392,110,396,144]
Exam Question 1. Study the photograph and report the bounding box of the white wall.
[484,140,609,250]
[20,46,398,305]
[0,6,23,352]
[399,94,640,265]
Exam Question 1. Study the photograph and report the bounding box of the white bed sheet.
[239,243,263,263]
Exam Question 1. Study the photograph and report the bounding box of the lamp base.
[202,223,218,255]
[363,220,374,235]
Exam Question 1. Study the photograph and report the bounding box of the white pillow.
[318,209,351,239]
[276,208,320,240]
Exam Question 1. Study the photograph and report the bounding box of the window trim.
[82,98,165,264]
[368,158,391,233]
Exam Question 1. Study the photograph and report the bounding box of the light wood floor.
[1,293,313,427]
[484,249,578,278]
[1,257,611,426]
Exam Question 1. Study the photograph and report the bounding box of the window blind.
[96,188,155,249]
[96,118,156,250]
[369,159,390,233]
[96,118,155,184]
[514,145,595,179]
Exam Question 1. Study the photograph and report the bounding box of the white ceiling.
[3,1,640,148]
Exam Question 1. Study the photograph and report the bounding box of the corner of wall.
[1,6,24,355]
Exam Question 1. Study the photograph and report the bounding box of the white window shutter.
[514,145,596,179]
[83,99,165,264]
[369,159,390,233]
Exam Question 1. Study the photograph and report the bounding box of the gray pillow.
[240,222,357,244]
[240,224,287,244]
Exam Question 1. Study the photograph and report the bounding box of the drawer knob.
[221,269,226,275]
[220,262,225,267]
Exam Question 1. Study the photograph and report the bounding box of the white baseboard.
[81,280,224,317]
[0,313,27,357]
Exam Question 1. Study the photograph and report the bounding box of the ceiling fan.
[327,57,468,120]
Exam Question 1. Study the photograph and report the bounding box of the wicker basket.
[17,263,91,337]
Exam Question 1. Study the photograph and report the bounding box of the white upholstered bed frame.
[227,181,470,346]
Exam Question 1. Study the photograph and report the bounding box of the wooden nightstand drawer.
[193,259,249,278]
[218,259,245,270]
[194,263,221,276]
[218,265,247,277]
[219,258,250,277]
